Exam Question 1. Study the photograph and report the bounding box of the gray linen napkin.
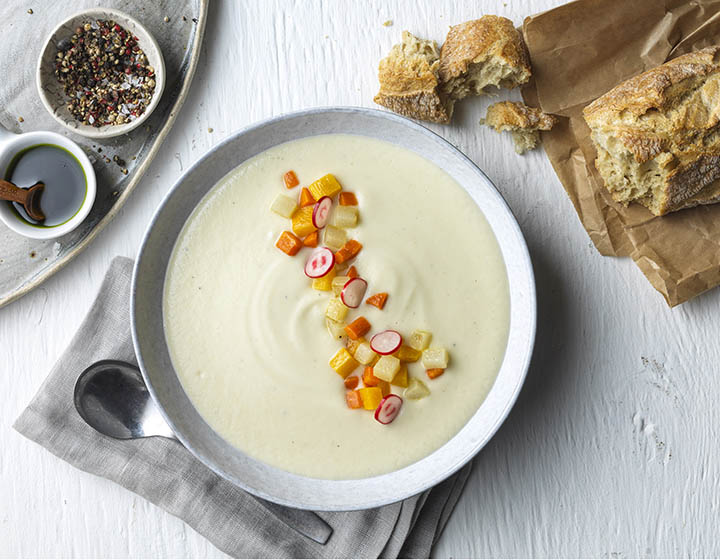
[14,256,472,558]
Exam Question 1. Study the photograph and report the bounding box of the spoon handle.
[0,179,28,204]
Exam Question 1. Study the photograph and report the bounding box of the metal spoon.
[74,360,332,545]
[0,179,45,221]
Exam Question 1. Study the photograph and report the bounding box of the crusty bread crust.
[584,47,720,216]
[439,16,531,99]
[482,101,557,154]
[374,31,453,124]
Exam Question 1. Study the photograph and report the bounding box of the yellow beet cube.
[354,341,377,365]
[421,347,449,369]
[404,378,430,400]
[308,173,342,200]
[391,364,409,387]
[270,194,298,218]
[326,297,349,322]
[333,206,359,228]
[359,387,383,410]
[373,355,400,382]
[409,330,432,351]
[329,347,359,378]
[395,345,421,363]
[312,266,336,291]
[292,206,317,237]
[331,275,350,296]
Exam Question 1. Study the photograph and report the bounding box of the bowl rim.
[131,106,537,510]
[35,7,166,139]
[0,130,97,240]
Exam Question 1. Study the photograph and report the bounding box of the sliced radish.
[304,247,335,278]
[312,196,333,229]
[340,277,368,308]
[370,330,402,355]
[374,394,403,425]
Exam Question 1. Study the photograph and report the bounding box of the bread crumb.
[27,8,33,14]
[482,101,557,154]
[383,20,393,27]
[208,127,214,133]
[18,116,24,123]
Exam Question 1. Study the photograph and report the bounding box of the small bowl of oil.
[0,128,96,239]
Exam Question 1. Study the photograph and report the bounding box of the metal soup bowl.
[131,107,536,511]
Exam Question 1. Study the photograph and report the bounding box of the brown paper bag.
[521,0,720,305]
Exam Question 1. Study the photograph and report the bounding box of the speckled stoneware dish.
[132,107,537,511]
[36,7,165,139]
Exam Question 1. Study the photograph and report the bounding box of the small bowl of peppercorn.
[36,8,165,139]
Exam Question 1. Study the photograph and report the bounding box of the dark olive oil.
[5,144,86,227]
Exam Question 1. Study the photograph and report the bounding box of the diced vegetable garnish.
[339,192,358,206]
[331,276,350,296]
[303,231,319,248]
[362,365,381,387]
[312,265,336,291]
[271,194,298,218]
[308,173,342,200]
[299,187,315,207]
[391,364,408,387]
[323,225,348,252]
[345,316,371,340]
[354,341,377,365]
[344,376,360,390]
[326,297,349,322]
[304,247,335,278]
[404,378,430,400]
[326,317,347,342]
[312,196,333,228]
[370,330,402,355]
[347,266,359,278]
[373,355,401,382]
[340,277,368,308]
[374,394,403,424]
[292,206,317,237]
[275,231,303,256]
[409,329,432,351]
[421,347,449,369]
[378,380,391,396]
[284,170,299,189]
[395,345,421,363]
[329,347,359,378]
[346,336,365,356]
[359,387,383,410]
[365,292,388,310]
[333,205,359,228]
[426,368,445,379]
[346,389,363,409]
[335,240,363,264]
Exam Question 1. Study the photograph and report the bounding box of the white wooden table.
[3,0,719,557]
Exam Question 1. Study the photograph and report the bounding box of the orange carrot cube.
[347,266,359,278]
[344,376,359,390]
[284,170,299,189]
[362,366,381,387]
[344,316,371,340]
[335,240,363,264]
[299,187,315,207]
[426,368,445,379]
[303,231,319,248]
[366,292,388,310]
[275,231,303,256]
[346,390,363,409]
[339,192,358,206]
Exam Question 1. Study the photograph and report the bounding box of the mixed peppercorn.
[54,20,156,127]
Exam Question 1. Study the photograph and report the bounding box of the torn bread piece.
[374,31,454,124]
[583,46,720,216]
[439,16,531,101]
[482,101,557,154]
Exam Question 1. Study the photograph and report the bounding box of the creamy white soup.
[163,134,510,479]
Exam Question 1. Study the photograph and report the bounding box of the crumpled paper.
[521,0,720,306]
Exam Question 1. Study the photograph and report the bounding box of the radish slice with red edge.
[312,196,333,228]
[374,394,403,425]
[304,247,335,278]
[340,277,367,308]
[370,330,402,355]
